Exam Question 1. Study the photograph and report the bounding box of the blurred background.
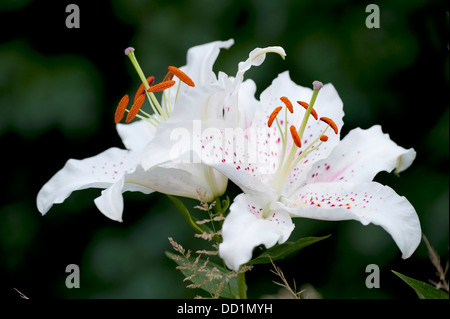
[0,0,448,299]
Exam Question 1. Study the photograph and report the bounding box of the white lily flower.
[211,71,421,271]
[37,40,237,221]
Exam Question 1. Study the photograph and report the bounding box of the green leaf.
[392,270,449,299]
[166,195,204,234]
[220,196,230,214]
[247,235,330,266]
[212,195,230,216]
[166,251,239,299]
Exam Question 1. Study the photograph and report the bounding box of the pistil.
[296,82,323,144]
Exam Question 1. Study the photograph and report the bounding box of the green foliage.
[392,270,449,299]
[247,235,330,266]
[167,195,205,234]
[166,251,240,299]
[0,41,100,138]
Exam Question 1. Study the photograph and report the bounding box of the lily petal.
[219,193,295,271]
[165,39,234,110]
[141,86,229,170]
[116,120,156,153]
[279,181,421,259]
[232,46,286,94]
[37,147,140,215]
[294,125,416,190]
[131,163,227,202]
[224,78,259,129]
[94,177,125,222]
[182,39,234,86]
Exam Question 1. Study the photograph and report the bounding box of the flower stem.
[237,271,247,299]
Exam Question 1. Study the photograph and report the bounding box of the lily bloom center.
[267,82,339,198]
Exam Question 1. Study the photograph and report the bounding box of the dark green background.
[0,0,448,299]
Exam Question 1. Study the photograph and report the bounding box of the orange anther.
[125,94,145,123]
[147,80,176,93]
[268,106,283,128]
[280,96,293,113]
[320,135,329,142]
[114,94,129,123]
[297,101,318,120]
[320,117,338,134]
[168,66,195,87]
[310,109,318,121]
[298,101,309,108]
[162,71,174,82]
[134,76,155,102]
[290,125,302,148]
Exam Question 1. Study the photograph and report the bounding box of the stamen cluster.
[266,82,339,195]
[114,47,195,125]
